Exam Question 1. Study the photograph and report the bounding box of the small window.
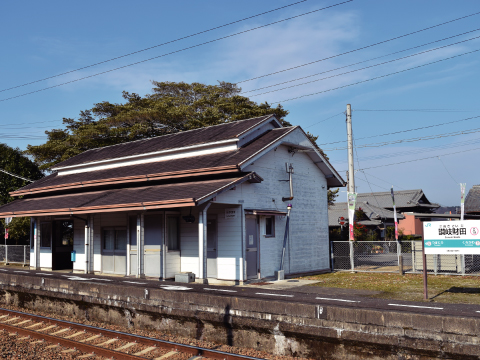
[167,216,179,251]
[40,222,52,248]
[265,216,275,237]
[103,229,127,251]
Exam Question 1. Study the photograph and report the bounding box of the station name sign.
[424,220,480,254]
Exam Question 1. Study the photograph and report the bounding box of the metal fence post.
[23,246,27,266]
[349,241,354,272]
[412,241,417,273]
[5,245,8,265]
[461,254,465,275]
[434,254,438,275]
[330,241,334,271]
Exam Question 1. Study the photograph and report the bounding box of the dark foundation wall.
[1,275,480,360]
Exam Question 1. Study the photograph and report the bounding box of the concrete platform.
[1,266,480,359]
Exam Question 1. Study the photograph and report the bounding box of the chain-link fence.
[331,241,480,275]
[0,245,29,266]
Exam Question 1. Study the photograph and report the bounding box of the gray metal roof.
[355,189,439,210]
[465,185,480,214]
[328,201,404,227]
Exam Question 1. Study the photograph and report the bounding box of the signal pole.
[346,104,355,193]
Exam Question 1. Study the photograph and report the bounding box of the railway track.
[0,307,264,360]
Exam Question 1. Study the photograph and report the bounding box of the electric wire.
[236,11,480,84]
[332,136,480,164]
[0,0,353,103]
[0,0,311,94]
[249,35,480,97]
[361,171,405,191]
[241,28,480,94]
[319,114,480,145]
[273,47,480,103]
[304,112,345,129]
[437,156,459,184]
[355,109,474,112]
[339,146,480,171]
[0,169,33,182]
[324,125,480,151]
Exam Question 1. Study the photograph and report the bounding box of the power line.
[361,171,405,190]
[332,136,480,164]
[273,47,480,103]
[248,35,480,97]
[241,28,480,94]
[340,146,480,171]
[304,112,344,129]
[319,114,480,145]
[0,0,311,94]
[355,109,474,112]
[236,11,480,84]
[0,169,33,183]
[0,0,353,103]
[324,125,480,151]
[437,156,459,184]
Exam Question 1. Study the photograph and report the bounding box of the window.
[40,222,51,248]
[265,216,275,237]
[103,229,127,251]
[167,216,179,251]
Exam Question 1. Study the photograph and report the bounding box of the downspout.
[202,202,211,281]
[280,204,292,271]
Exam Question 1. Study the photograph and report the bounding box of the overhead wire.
[0,0,353,103]
[339,146,480,171]
[273,47,480,103]
[0,0,312,94]
[324,125,480,151]
[241,28,480,95]
[319,114,480,145]
[236,11,480,84]
[0,169,33,183]
[437,156,459,184]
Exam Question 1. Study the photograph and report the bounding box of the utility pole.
[346,104,356,272]
[346,104,355,193]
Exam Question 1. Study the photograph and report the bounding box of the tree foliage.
[26,82,290,170]
[0,144,43,245]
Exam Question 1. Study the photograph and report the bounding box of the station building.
[0,115,344,283]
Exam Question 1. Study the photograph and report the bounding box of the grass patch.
[300,272,480,304]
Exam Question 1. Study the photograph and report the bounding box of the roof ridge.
[76,115,274,155]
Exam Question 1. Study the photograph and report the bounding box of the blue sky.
[1,0,479,206]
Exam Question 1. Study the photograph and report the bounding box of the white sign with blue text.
[424,220,480,254]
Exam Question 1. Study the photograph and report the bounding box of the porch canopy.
[0,173,261,218]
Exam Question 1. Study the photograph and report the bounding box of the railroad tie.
[96,338,118,346]
[50,328,70,335]
[37,325,57,332]
[3,317,20,323]
[187,356,204,360]
[64,331,85,339]
[8,332,17,336]
[76,354,95,359]
[13,319,31,326]
[45,344,59,349]
[30,340,44,344]
[61,349,77,354]
[133,346,157,356]
[79,334,101,343]
[0,315,9,320]
[114,342,137,351]
[25,323,43,329]
[17,336,30,340]
[154,351,178,360]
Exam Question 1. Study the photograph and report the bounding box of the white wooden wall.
[179,208,200,276]
[215,142,329,277]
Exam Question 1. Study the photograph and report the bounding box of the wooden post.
[398,255,403,275]
[422,238,428,300]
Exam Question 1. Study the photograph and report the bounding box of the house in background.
[465,185,480,215]
[329,189,439,239]
[0,115,344,283]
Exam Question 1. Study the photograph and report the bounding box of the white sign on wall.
[424,220,480,254]
[225,208,237,219]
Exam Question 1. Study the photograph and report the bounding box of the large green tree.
[27,82,289,170]
[0,144,44,244]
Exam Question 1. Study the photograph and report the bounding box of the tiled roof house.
[0,115,344,282]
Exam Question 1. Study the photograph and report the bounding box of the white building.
[0,115,344,283]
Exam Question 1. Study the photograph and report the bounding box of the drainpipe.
[282,163,294,202]
[198,202,211,282]
[280,204,292,271]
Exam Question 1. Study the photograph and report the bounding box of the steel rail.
[0,307,264,360]
[0,320,146,359]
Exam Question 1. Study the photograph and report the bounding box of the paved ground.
[1,266,480,320]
